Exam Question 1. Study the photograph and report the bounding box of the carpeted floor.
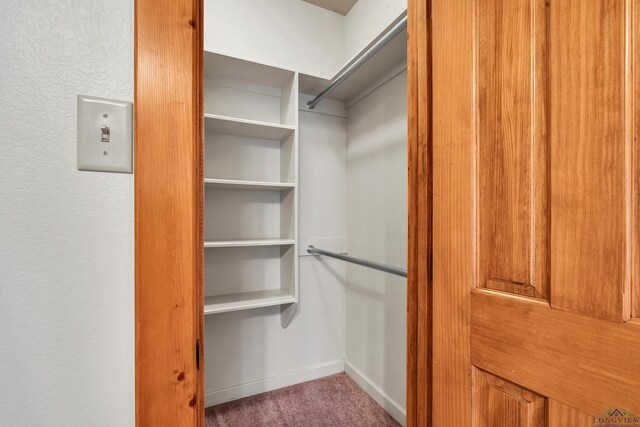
[205,373,401,427]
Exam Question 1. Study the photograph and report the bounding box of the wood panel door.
[430,0,640,425]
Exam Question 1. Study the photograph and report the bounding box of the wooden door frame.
[134,0,429,425]
[134,0,204,426]
[406,0,432,426]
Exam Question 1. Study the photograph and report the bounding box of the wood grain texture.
[477,0,549,300]
[472,368,546,427]
[432,1,640,424]
[632,0,640,321]
[478,0,550,300]
[135,0,204,425]
[471,289,640,416]
[431,0,473,424]
[406,0,432,426]
[550,0,627,322]
[548,400,594,427]
[195,0,204,421]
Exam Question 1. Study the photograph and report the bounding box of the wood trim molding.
[406,0,432,426]
[134,1,204,426]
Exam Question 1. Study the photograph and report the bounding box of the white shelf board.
[204,289,296,315]
[299,27,407,103]
[204,114,295,140]
[204,50,295,88]
[204,238,296,248]
[204,178,295,191]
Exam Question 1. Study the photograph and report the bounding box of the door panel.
[473,368,546,427]
[477,0,549,300]
[548,401,593,427]
[471,290,640,416]
[549,0,628,322]
[431,0,640,424]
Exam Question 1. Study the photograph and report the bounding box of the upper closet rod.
[307,245,407,278]
[306,12,408,110]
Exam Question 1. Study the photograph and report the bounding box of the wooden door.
[430,0,640,425]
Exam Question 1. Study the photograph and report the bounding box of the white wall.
[205,0,407,78]
[345,70,408,424]
[0,1,134,426]
[205,0,345,78]
[345,0,407,62]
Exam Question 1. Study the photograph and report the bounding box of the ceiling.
[301,0,358,15]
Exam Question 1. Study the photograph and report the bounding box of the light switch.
[77,95,133,173]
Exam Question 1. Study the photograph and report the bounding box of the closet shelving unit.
[203,51,299,315]
[202,14,406,318]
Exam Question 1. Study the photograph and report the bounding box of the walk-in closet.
[8,0,640,425]
[202,0,408,425]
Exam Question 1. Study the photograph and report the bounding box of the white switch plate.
[77,95,133,173]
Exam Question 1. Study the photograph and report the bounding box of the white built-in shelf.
[204,178,295,191]
[205,50,295,90]
[204,289,296,315]
[204,238,296,248]
[204,114,295,140]
[203,51,299,321]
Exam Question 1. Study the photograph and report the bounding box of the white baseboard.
[344,360,406,427]
[205,360,345,408]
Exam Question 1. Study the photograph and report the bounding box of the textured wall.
[0,1,134,426]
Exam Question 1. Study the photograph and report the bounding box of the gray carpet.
[205,373,401,426]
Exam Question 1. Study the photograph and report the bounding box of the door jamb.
[134,1,204,425]
[406,0,432,426]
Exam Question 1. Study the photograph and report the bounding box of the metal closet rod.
[306,13,408,110]
[307,245,407,278]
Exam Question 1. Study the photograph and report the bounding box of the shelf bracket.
[280,302,298,328]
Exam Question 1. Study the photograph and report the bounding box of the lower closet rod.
[307,245,407,278]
